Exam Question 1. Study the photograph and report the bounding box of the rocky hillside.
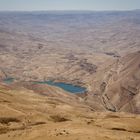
[0,82,140,140]
[90,51,140,113]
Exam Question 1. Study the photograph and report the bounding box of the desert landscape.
[0,10,140,140]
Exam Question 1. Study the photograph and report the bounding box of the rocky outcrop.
[78,59,97,74]
[95,51,140,113]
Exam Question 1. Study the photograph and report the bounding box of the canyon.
[0,11,140,139]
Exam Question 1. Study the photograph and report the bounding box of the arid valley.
[0,11,140,140]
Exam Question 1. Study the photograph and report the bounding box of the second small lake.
[35,80,87,94]
[3,78,14,84]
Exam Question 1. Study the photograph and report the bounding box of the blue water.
[3,78,14,84]
[35,80,86,94]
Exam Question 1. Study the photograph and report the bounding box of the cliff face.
[94,51,140,113]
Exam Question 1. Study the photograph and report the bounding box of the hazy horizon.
[0,0,140,11]
[0,9,140,12]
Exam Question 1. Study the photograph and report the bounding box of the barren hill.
[88,51,140,113]
[0,82,140,140]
